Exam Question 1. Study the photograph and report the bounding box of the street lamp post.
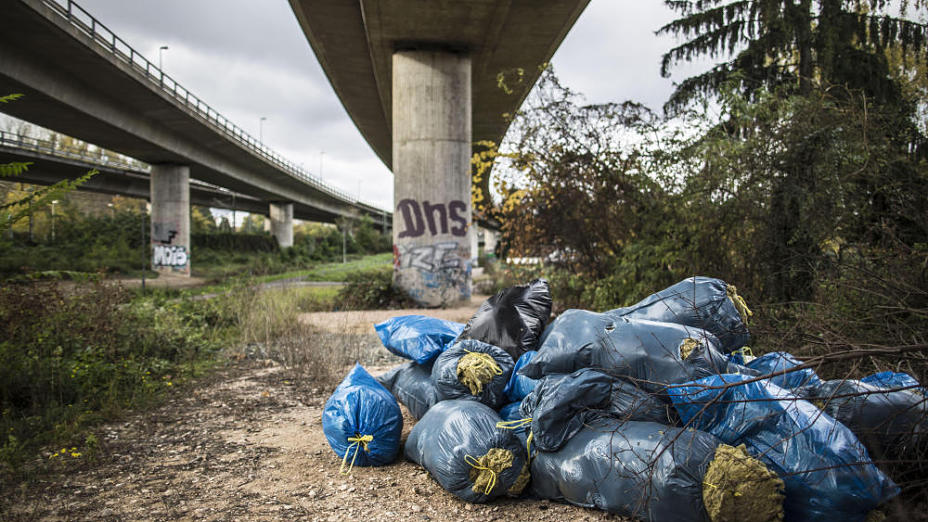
[158,45,169,70]
[259,116,267,143]
[51,199,58,241]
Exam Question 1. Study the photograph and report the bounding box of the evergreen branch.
[0,93,24,104]
[0,169,98,233]
[661,21,751,77]
[0,162,33,178]
[659,0,753,39]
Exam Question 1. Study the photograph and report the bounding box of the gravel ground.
[2,302,624,521]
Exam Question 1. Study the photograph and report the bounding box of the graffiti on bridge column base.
[151,221,187,269]
[396,199,467,238]
[394,241,471,300]
[152,244,188,268]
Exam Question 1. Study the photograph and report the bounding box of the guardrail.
[40,0,385,212]
[0,129,146,172]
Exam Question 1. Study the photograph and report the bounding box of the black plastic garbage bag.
[375,361,441,420]
[374,315,464,365]
[405,400,529,503]
[606,276,752,353]
[518,368,677,452]
[322,363,403,472]
[746,351,822,391]
[456,279,552,360]
[520,310,745,393]
[503,350,538,402]
[669,373,899,521]
[809,378,928,459]
[432,339,514,409]
[530,418,785,522]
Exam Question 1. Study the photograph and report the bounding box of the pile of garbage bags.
[322,276,924,521]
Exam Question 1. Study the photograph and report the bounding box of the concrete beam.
[269,202,294,248]
[392,50,472,306]
[150,164,190,276]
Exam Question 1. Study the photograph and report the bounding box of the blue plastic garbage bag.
[374,315,464,365]
[746,351,822,391]
[375,361,441,420]
[432,339,514,409]
[668,373,899,521]
[503,350,538,402]
[456,279,552,360]
[322,363,403,471]
[518,368,678,452]
[861,371,925,394]
[531,418,765,521]
[520,310,742,393]
[606,276,751,353]
[405,400,529,503]
[809,378,928,459]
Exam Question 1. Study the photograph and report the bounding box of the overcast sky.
[59,1,707,212]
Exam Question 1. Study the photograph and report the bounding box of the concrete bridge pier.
[269,202,294,248]
[150,164,191,276]
[392,48,473,307]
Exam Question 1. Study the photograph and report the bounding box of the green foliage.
[493,67,927,314]
[192,232,278,252]
[0,282,227,472]
[0,93,23,104]
[334,267,416,310]
[659,0,928,112]
[0,162,32,178]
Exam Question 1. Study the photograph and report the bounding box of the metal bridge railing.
[0,129,146,172]
[40,0,385,212]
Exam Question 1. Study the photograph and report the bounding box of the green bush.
[334,267,415,310]
[0,281,228,471]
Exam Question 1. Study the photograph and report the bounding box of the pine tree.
[659,0,928,113]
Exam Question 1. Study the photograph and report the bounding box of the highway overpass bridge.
[289,0,590,305]
[0,0,389,276]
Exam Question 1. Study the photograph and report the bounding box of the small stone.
[411,505,422,513]
[308,489,317,498]
[464,504,475,511]
[338,484,348,491]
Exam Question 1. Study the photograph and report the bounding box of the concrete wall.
[150,164,190,276]
[392,49,472,306]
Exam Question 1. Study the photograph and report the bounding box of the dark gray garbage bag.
[810,378,928,459]
[530,418,785,522]
[520,310,748,393]
[518,368,678,452]
[605,276,752,353]
[375,361,441,420]
[405,400,530,503]
[456,278,552,360]
[432,339,514,409]
[498,401,532,461]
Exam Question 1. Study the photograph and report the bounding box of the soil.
[2,305,622,521]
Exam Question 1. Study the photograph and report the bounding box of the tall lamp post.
[259,116,267,143]
[50,199,58,241]
[158,45,169,70]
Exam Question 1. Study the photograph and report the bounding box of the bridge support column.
[392,48,473,306]
[269,202,294,248]
[150,164,190,276]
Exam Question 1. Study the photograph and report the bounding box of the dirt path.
[3,304,620,522]
[298,295,490,334]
